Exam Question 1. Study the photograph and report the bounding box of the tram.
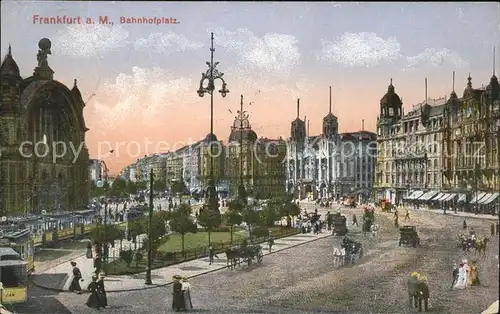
[0,247,28,305]
[0,230,34,274]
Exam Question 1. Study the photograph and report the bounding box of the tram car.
[0,229,35,274]
[0,247,28,304]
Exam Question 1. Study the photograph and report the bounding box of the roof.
[229,129,258,142]
[0,46,20,77]
[0,247,19,256]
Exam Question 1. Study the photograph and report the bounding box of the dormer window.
[388,108,394,115]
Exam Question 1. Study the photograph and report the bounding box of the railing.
[105,227,301,275]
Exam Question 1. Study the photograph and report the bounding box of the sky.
[1,1,499,173]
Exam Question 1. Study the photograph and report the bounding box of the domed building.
[224,99,286,198]
[0,39,90,216]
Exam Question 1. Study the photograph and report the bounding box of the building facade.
[0,39,90,215]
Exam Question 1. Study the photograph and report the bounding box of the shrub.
[120,249,133,266]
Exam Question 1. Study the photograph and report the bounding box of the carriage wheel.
[257,251,263,263]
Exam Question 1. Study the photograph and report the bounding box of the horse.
[474,237,490,258]
[370,224,380,237]
[332,247,345,268]
[224,248,241,269]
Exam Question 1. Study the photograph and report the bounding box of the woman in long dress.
[68,262,82,294]
[463,260,471,287]
[470,261,480,286]
[97,273,108,308]
[86,275,101,309]
[182,277,193,310]
[172,275,185,311]
[453,263,467,289]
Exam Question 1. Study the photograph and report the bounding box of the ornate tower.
[378,78,402,137]
[291,98,306,144]
[322,86,339,139]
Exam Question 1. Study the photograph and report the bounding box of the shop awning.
[418,191,439,201]
[481,193,499,205]
[443,193,457,202]
[410,190,424,200]
[436,193,449,201]
[431,193,444,201]
[470,192,487,203]
[457,194,467,202]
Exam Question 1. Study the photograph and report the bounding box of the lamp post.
[197,32,229,211]
[98,161,109,253]
[145,168,154,285]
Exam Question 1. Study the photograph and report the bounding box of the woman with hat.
[407,272,419,308]
[86,275,101,309]
[181,277,193,310]
[97,273,108,308]
[172,275,185,311]
[68,261,82,294]
[453,262,467,289]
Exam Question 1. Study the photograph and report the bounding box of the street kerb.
[87,232,333,293]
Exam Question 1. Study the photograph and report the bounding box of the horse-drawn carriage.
[331,213,348,236]
[399,226,420,247]
[362,206,375,233]
[225,243,264,269]
[341,237,363,264]
[379,199,394,212]
[343,197,356,208]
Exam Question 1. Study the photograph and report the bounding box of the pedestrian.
[404,209,410,221]
[181,277,193,310]
[86,242,93,259]
[352,214,358,226]
[491,223,495,237]
[208,244,218,265]
[267,236,274,253]
[463,219,467,230]
[86,275,101,309]
[68,261,82,294]
[172,275,185,311]
[394,215,399,228]
[496,222,499,236]
[94,254,102,275]
[450,264,459,289]
[97,273,108,308]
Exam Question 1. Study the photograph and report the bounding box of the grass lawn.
[158,231,247,253]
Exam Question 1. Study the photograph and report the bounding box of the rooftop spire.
[424,77,428,103]
[8,44,11,56]
[296,98,300,119]
[493,47,496,76]
[452,71,455,92]
[467,73,472,88]
[73,79,77,88]
[329,86,332,113]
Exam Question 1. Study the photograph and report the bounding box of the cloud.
[405,48,468,70]
[134,32,203,53]
[319,32,468,70]
[54,24,129,57]
[212,28,300,78]
[319,32,402,67]
[91,66,193,129]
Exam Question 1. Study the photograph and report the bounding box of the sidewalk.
[32,231,331,293]
[404,206,498,221]
[482,300,499,314]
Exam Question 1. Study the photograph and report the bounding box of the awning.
[481,193,499,205]
[443,194,457,202]
[457,194,467,202]
[431,193,444,201]
[470,192,487,203]
[436,193,449,201]
[477,193,492,204]
[418,191,439,201]
[408,190,424,200]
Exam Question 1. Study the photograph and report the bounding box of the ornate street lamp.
[197,32,229,209]
[237,95,247,204]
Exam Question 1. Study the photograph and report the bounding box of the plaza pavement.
[32,229,331,293]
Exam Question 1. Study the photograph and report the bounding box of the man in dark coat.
[407,272,419,308]
[450,264,459,289]
[415,276,430,312]
[94,254,102,275]
[172,275,185,311]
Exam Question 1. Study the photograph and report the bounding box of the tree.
[242,205,263,240]
[110,178,127,196]
[169,203,197,253]
[285,202,301,227]
[224,201,243,244]
[154,180,167,192]
[260,205,280,227]
[91,224,124,244]
[126,181,138,195]
[171,179,187,195]
[143,212,169,254]
[197,204,222,245]
[127,219,146,249]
